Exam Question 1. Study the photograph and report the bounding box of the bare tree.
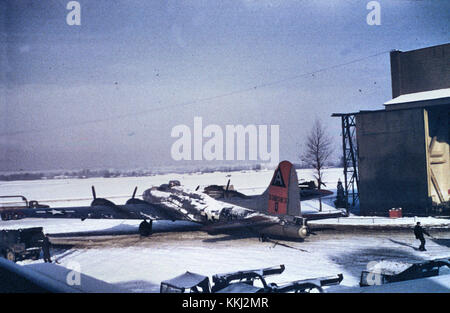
[300,119,333,211]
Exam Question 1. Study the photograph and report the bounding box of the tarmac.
[308,216,450,232]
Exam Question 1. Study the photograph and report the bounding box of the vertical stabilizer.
[267,161,301,217]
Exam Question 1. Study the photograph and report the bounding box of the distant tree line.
[0,169,148,181]
[0,163,267,182]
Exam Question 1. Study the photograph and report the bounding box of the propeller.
[91,186,97,200]
[90,186,116,207]
[225,179,231,198]
[88,186,142,219]
[126,186,148,205]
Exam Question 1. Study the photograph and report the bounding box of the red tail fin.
[267,161,300,216]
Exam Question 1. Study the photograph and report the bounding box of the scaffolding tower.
[332,113,360,214]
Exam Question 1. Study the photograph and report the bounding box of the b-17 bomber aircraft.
[1,161,311,240]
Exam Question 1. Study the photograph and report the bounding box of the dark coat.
[42,237,51,256]
[414,225,430,239]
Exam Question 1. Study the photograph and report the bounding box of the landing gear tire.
[6,250,16,262]
[139,220,153,237]
[31,252,40,260]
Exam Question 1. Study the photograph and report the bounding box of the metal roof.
[384,88,450,106]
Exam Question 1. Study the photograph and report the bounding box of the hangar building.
[336,43,449,216]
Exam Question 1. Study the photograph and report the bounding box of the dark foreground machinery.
[211,264,286,293]
[160,264,343,293]
[360,257,450,287]
[160,272,211,293]
[263,274,344,293]
[0,227,44,262]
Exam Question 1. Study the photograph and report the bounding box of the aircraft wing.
[0,185,185,222]
[0,202,180,221]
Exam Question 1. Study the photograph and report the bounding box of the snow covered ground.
[9,227,450,292]
[309,216,450,228]
[1,168,450,292]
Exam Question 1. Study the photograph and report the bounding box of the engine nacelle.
[260,223,309,239]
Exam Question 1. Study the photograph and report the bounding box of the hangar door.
[425,106,450,206]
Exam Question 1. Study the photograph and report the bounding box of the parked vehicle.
[0,227,44,262]
[0,195,49,221]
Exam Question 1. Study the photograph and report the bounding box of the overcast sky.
[0,0,449,171]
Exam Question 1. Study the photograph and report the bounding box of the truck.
[0,227,44,262]
[0,195,49,221]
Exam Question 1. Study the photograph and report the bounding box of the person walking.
[414,222,432,251]
[42,234,52,263]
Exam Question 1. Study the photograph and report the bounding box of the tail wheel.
[139,220,153,237]
[6,250,16,262]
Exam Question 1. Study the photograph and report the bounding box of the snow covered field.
[0,167,343,212]
[1,168,450,292]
